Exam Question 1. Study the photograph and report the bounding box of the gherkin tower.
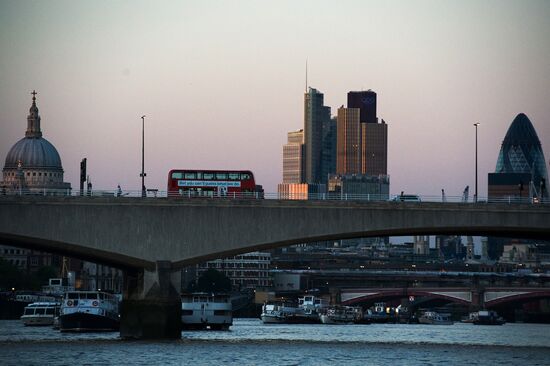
[495,113,548,198]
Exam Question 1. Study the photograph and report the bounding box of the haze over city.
[1,0,549,196]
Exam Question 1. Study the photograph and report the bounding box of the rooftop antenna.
[305,58,308,92]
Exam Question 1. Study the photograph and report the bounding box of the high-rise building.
[347,90,377,124]
[282,129,304,184]
[361,121,388,175]
[488,113,548,201]
[304,87,331,184]
[321,116,337,184]
[336,106,361,174]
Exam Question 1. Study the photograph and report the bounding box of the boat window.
[184,172,196,179]
[216,173,228,180]
[172,172,183,179]
[203,172,214,180]
[68,293,78,299]
[35,308,46,315]
[24,308,34,315]
[46,308,54,315]
[181,310,193,316]
[200,297,208,302]
[87,293,98,299]
[99,293,105,300]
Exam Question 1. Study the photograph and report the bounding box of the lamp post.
[473,123,480,202]
[140,115,146,198]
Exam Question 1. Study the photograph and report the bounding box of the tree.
[192,269,231,293]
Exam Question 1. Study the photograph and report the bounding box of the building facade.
[282,129,304,184]
[488,113,548,201]
[197,251,272,290]
[336,107,361,175]
[361,121,388,176]
[304,87,331,184]
[1,92,71,194]
[347,90,377,124]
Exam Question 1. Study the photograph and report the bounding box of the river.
[1,319,549,365]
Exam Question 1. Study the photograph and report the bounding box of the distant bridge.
[340,287,550,308]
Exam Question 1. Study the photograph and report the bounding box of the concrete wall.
[1,196,549,270]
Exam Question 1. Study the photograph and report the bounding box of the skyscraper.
[304,87,331,184]
[336,89,388,176]
[347,90,377,124]
[336,106,361,174]
[488,113,548,200]
[282,129,304,184]
[361,120,388,175]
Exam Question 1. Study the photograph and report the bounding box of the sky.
[1,0,549,198]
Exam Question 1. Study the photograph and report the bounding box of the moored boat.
[473,310,505,325]
[20,302,60,326]
[419,311,454,325]
[181,293,232,330]
[59,291,119,332]
[261,301,299,324]
[320,305,362,325]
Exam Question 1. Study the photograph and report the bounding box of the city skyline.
[1,1,549,196]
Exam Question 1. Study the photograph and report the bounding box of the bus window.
[184,172,196,179]
[203,172,214,180]
[216,173,228,180]
[241,173,251,180]
[196,172,203,179]
[228,173,240,180]
[171,172,183,179]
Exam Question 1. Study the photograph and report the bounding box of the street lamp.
[473,123,480,202]
[140,115,146,198]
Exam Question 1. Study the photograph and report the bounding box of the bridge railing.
[1,188,549,204]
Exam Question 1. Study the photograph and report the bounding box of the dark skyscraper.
[347,90,377,124]
[304,87,331,184]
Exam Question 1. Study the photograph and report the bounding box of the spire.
[26,90,42,138]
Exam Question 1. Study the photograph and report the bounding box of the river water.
[1,319,549,365]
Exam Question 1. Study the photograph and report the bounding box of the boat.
[419,311,454,325]
[473,310,505,325]
[181,293,232,330]
[58,291,119,332]
[461,311,479,323]
[320,305,362,324]
[296,295,328,323]
[20,302,60,326]
[362,302,396,323]
[261,300,299,324]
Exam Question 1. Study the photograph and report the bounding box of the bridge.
[1,196,549,338]
[341,287,550,309]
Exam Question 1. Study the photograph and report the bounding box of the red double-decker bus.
[167,169,257,197]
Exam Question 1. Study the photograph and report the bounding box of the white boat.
[20,302,60,326]
[59,291,119,332]
[320,306,362,325]
[181,293,232,330]
[261,301,299,324]
[419,311,454,325]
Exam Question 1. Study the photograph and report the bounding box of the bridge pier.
[120,261,181,339]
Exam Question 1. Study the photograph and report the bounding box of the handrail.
[0,188,549,204]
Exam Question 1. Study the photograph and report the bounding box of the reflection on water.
[1,319,550,365]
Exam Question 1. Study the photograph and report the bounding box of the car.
[391,194,421,202]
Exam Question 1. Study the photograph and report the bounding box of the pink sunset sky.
[1,1,549,197]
